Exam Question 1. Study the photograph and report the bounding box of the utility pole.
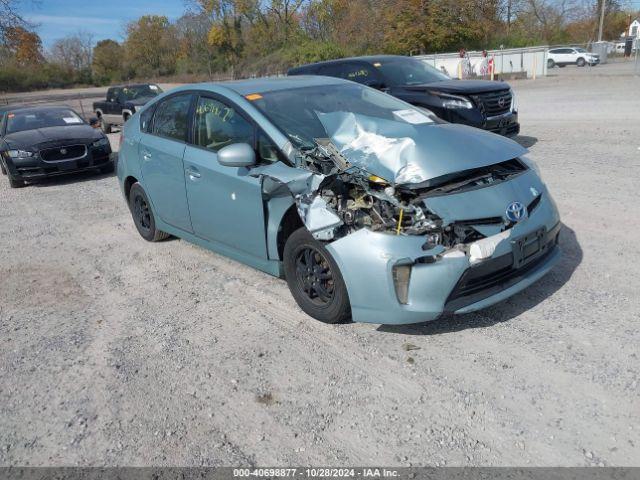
[597,0,606,42]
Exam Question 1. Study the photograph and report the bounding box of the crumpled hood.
[3,125,101,149]
[317,111,527,185]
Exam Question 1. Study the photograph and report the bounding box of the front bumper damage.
[324,180,560,324]
[326,220,560,324]
[250,116,561,324]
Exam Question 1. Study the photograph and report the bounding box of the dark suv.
[288,55,520,137]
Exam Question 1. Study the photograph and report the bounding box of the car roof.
[192,75,349,96]
[288,54,412,73]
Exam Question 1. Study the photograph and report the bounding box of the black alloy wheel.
[128,182,169,242]
[295,246,335,306]
[283,227,351,324]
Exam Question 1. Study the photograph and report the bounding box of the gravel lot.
[0,61,638,467]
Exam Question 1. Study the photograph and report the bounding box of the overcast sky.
[21,0,187,48]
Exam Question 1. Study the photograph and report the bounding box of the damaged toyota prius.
[118,76,561,325]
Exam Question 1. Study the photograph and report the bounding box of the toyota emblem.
[506,201,527,223]
[60,148,67,155]
[498,97,506,108]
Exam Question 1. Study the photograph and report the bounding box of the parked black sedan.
[0,106,114,188]
[288,55,520,137]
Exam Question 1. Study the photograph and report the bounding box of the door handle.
[141,150,152,161]
[186,167,201,180]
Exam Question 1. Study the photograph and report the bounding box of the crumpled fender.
[249,162,343,239]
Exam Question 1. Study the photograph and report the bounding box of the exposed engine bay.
[279,138,529,251]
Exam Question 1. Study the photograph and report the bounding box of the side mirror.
[217,143,256,168]
[89,117,100,128]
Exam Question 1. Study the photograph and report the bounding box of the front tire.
[8,175,25,188]
[577,57,586,67]
[128,183,169,242]
[283,228,351,324]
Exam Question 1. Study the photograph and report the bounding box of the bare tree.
[0,0,31,41]
[49,30,94,72]
[523,0,586,41]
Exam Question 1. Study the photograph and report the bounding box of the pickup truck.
[93,83,163,133]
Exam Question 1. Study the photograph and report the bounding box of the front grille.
[445,223,561,312]
[475,90,512,117]
[40,144,87,162]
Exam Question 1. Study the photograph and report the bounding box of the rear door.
[182,94,268,259]
[559,48,574,63]
[138,92,194,233]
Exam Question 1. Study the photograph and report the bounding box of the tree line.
[0,0,636,93]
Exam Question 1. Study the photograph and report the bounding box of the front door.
[139,93,193,233]
[183,95,267,259]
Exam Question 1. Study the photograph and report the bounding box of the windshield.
[575,48,587,53]
[121,84,162,100]
[249,83,435,150]
[5,108,85,134]
[249,83,438,184]
[374,57,450,86]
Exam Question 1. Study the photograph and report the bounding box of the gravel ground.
[0,61,638,467]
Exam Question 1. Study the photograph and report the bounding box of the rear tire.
[9,175,25,188]
[283,227,351,324]
[0,162,6,175]
[547,59,555,68]
[128,183,169,242]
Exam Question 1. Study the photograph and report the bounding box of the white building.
[625,19,639,38]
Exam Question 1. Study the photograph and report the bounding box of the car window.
[140,105,156,133]
[107,88,120,102]
[319,62,381,86]
[152,94,192,142]
[193,96,253,152]
[257,131,282,163]
[121,85,163,101]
